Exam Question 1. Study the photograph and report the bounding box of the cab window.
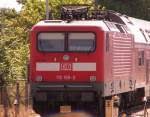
[38,32,65,52]
[68,32,95,52]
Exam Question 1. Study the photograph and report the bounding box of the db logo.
[60,63,72,71]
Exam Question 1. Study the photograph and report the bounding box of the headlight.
[35,76,43,82]
[90,76,96,82]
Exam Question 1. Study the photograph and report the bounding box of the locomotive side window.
[115,24,125,33]
[38,33,65,52]
[68,33,95,52]
[138,51,145,66]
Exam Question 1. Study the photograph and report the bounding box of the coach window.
[68,32,95,52]
[38,32,65,52]
[138,51,145,66]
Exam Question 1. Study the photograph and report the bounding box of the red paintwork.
[30,26,104,83]
[29,21,150,98]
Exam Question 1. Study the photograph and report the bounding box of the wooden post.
[0,86,2,105]
[0,81,2,105]
[3,86,8,117]
[112,96,119,117]
[14,82,20,117]
[105,100,113,117]
[25,81,29,110]
[25,62,30,110]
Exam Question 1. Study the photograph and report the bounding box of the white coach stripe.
[72,63,96,71]
[36,62,60,71]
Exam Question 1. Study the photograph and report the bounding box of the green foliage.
[0,0,94,83]
[21,0,45,26]
[100,0,150,21]
[1,0,149,83]
[0,8,29,82]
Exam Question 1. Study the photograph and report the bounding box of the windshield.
[68,33,95,52]
[38,33,65,52]
[37,32,96,52]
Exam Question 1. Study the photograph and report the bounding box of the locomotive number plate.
[60,63,72,71]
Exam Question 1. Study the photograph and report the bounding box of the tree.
[0,0,94,82]
[100,0,150,21]
[0,8,22,82]
[2,0,149,83]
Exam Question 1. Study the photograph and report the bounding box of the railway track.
[122,101,150,117]
[34,101,150,117]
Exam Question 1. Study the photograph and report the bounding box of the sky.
[0,0,22,11]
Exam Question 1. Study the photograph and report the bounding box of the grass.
[0,105,40,117]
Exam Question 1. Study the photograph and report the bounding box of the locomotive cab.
[30,20,106,115]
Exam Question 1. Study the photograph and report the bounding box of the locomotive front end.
[30,21,105,116]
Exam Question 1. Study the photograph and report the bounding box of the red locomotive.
[29,6,150,116]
